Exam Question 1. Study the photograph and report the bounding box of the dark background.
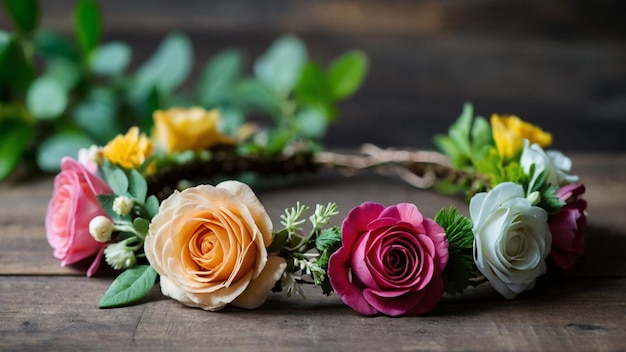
[2,0,625,152]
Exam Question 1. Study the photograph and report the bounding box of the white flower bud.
[104,241,137,270]
[112,196,134,216]
[89,216,114,243]
[526,191,541,206]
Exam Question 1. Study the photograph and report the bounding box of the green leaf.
[442,253,476,295]
[0,118,32,180]
[73,0,101,55]
[71,88,120,143]
[36,131,93,172]
[135,32,192,94]
[98,265,158,308]
[235,79,281,116]
[295,61,329,105]
[197,48,243,107]
[470,116,492,158]
[127,168,147,203]
[3,0,40,34]
[144,195,160,219]
[327,50,368,101]
[295,107,327,139]
[254,35,307,95]
[27,76,67,120]
[132,217,150,237]
[0,31,34,94]
[315,226,341,252]
[44,57,82,91]
[267,229,289,253]
[103,163,129,195]
[90,41,131,76]
[34,29,81,62]
[434,207,473,254]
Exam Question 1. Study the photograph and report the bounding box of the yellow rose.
[152,107,233,153]
[144,181,286,311]
[491,114,552,159]
[102,127,153,169]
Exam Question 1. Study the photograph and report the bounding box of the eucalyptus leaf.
[327,50,368,101]
[254,35,307,95]
[132,217,150,237]
[27,76,67,120]
[90,41,131,76]
[36,132,93,172]
[98,265,158,308]
[235,79,281,116]
[108,168,129,195]
[0,118,32,180]
[127,168,147,203]
[3,0,40,34]
[197,49,243,107]
[73,0,101,55]
[135,32,192,94]
[295,107,327,139]
[34,29,81,62]
[45,57,82,91]
[144,195,160,219]
[71,88,120,143]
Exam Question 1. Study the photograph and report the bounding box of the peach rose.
[45,157,113,276]
[144,181,286,311]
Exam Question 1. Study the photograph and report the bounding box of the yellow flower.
[152,107,233,153]
[491,114,552,159]
[102,127,154,169]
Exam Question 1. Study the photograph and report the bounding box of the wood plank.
[0,276,624,351]
[0,153,625,276]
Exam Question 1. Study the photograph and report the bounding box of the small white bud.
[527,191,541,206]
[112,196,134,216]
[104,241,137,270]
[89,216,114,243]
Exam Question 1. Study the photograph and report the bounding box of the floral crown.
[45,103,586,317]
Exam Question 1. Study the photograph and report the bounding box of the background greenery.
[0,0,368,181]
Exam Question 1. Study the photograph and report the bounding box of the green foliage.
[435,207,478,295]
[0,118,32,179]
[254,35,307,96]
[3,0,40,35]
[327,50,369,101]
[36,131,93,172]
[474,148,528,189]
[433,102,493,169]
[73,0,101,55]
[98,265,158,308]
[89,42,131,76]
[26,76,67,120]
[0,31,34,94]
[0,2,368,180]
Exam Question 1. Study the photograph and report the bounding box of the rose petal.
[232,255,287,309]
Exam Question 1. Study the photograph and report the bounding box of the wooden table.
[1,153,625,351]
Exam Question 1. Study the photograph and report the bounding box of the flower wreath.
[45,103,587,317]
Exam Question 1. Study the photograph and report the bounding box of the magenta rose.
[45,157,113,276]
[549,184,587,269]
[328,202,449,316]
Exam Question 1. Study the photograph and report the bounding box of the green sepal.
[98,265,158,308]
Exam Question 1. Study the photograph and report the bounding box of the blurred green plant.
[0,0,368,181]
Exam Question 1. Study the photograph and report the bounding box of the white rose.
[520,140,579,191]
[470,182,551,299]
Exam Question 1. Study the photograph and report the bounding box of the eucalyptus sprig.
[269,202,341,298]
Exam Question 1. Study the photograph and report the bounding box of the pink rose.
[45,157,113,276]
[549,184,587,269]
[328,202,449,316]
